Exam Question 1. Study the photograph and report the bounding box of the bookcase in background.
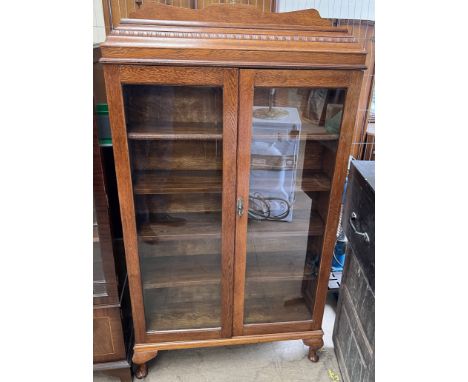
[93,103,133,381]
[100,3,366,378]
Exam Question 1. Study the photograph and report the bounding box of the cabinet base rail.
[132,330,324,378]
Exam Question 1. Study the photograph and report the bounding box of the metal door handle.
[349,212,370,243]
[237,197,244,217]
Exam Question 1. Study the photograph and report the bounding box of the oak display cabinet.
[101,3,366,378]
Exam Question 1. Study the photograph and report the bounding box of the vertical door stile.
[233,70,255,336]
[220,68,239,338]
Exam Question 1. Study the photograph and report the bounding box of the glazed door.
[106,66,238,343]
[233,69,362,336]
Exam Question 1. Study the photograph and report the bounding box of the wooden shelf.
[244,294,312,324]
[138,209,323,242]
[141,251,314,290]
[137,191,323,242]
[144,281,312,330]
[128,122,223,140]
[300,121,340,141]
[248,190,323,237]
[126,121,337,142]
[300,171,331,192]
[250,122,338,141]
[138,236,222,258]
[144,285,221,331]
[244,277,315,324]
[147,301,222,331]
[245,251,314,283]
[142,255,221,290]
[133,170,330,195]
[135,193,222,214]
[133,170,222,195]
[136,191,321,257]
[130,140,222,171]
[248,210,323,238]
[138,212,222,242]
[138,233,309,258]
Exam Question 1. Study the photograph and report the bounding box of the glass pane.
[93,200,108,298]
[123,85,223,331]
[244,87,346,324]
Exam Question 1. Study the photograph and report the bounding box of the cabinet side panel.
[93,306,127,363]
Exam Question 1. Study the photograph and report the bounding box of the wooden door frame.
[233,68,363,336]
[104,64,238,344]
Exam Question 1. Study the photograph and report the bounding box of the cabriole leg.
[303,337,324,362]
[133,349,158,379]
[135,363,148,379]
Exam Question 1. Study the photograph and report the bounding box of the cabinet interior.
[122,83,344,332]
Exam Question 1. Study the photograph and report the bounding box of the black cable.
[248,193,291,221]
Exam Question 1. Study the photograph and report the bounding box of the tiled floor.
[94,294,341,382]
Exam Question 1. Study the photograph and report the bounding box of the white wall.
[93,0,106,44]
[277,0,374,21]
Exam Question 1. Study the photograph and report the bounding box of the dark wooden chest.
[333,160,375,382]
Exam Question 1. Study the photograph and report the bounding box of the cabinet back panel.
[124,85,223,126]
[129,140,222,171]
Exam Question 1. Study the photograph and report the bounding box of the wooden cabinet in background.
[100,3,366,378]
[93,108,132,381]
[334,160,375,382]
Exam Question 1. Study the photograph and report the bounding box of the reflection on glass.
[123,85,224,331]
[244,87,345,324]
